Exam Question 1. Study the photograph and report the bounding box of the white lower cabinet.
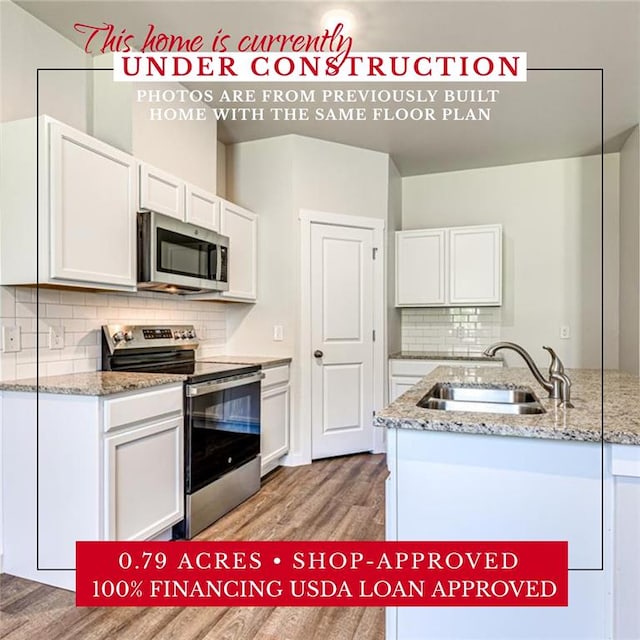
[105,416,183,541]
[261,364,290,476]
[1,383,183,590]
[388,357,503,402]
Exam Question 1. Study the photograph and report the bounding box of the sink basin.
[417,383,546,415]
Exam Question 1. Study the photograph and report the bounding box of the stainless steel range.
[102,324,263,539]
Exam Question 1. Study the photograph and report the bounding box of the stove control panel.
[103,324,199,352]
[143,328,174,340]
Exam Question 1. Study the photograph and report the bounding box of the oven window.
[186,380,261,492]
[157,227,215,280]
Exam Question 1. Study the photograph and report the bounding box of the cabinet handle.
[314,350,324,358]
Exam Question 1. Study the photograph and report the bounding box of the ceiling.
[14,0,640,175]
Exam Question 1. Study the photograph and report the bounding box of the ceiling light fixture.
[321,8,356,35]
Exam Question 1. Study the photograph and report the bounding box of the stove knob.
[112,331,125,343]
[180,331,188,339]
[124,331,134,342]
[186,330,196,339]
[173,331,181,340]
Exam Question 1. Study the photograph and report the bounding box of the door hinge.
[372,329,376,342]
[372,247,378,260]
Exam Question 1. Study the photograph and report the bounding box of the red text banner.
[76,540,567,607]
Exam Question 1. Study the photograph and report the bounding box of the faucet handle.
[550,370,574,409]
[542,345,564,375]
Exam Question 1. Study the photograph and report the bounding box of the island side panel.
[386,428,613,640]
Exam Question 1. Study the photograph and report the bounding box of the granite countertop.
[0,372,186,396]
[199,355,292,369]
[389,351,501,362]
[375,365,640,445]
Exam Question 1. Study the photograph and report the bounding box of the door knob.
[314,350,324,358]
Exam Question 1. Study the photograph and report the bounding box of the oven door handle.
[186,372,265,397]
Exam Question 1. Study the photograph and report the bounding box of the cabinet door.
[261,384,290,476]
[105,416,183,540]
[389,376,423,402]
[185,184,221,231]
[220,200,258,301]
[449,225,502,305]
[48,121,137,288]
[396,230,446,306]
[139,163,185,220]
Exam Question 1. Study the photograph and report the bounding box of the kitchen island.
[375,366,640,640]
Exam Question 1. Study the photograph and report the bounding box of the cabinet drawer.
[390,358,503,377]
[389,360,439,377]
[262,365,290,388]
[104,384,183,432]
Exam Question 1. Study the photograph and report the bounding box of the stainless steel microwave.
[137,211,229,294]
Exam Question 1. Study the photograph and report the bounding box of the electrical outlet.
[49,326,64,350]
[273,325,284,341]
[560,326,571,340]
[2,326,21,353]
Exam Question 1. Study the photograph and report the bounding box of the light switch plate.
[49,326,64,350]
[560,326,571,340]
[2,325,21,353]
[273,325,284,341]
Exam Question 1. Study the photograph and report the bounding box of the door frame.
[297,209,386,465]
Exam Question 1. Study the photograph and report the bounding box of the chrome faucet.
[483,342,574,408]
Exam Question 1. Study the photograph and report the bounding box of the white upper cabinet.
[449,225,502,305]
[185,184,221,231]
[139,163,185,221]
[0,116,137,291]
[220,200,258,301]
[396,229,446,306]
[396,224,502,307]
[139,164,223,232]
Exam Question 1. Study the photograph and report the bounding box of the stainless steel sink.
[417,383,546,415]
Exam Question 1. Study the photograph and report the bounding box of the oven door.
[185,372,263,493]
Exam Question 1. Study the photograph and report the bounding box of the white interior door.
[311,222,375,459]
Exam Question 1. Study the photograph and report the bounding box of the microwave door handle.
[216,243,223,283]
[210,244,217,281]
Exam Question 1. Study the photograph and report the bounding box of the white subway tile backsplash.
[0,285,229,382]
[47,361,75,376]
[73,306,97,319]
[401,307,501,353]
[16,363,37,379]
[46,304,74,318]
[36,289,61,304]
[15,302,37,318]
[15,288,35,303]
[73,358,98,373]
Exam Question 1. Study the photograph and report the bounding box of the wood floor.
[0,453,387,640]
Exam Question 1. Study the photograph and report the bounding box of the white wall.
[226,135,390,465]
[619,127,640,374]
[402,154,620,369]
[0,1,89,129]
[92,54,218,193]
[217,141,227,198]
